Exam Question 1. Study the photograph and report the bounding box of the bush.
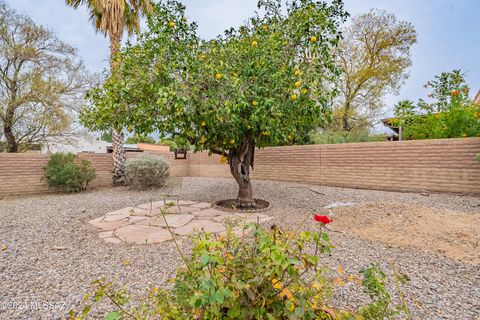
[309,130,387,144]
[158,139,178,151]
[125,154,170,189]
[73,214,411,319]
[158,137,191,151]
[44,153,96,192]
[125,134,156,144]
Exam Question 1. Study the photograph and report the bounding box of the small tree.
[82,0,348,207]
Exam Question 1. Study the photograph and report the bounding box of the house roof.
[381,117,400,134]
[474,89,480,105]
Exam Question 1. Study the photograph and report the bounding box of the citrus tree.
[82,0,348,207]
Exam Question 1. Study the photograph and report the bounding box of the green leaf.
[105,311,121,320]
[200,254,210,265]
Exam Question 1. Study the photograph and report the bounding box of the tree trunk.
[4,123,18,152]
[108,32,127,185]
[342,102,351,132]
[111,128,126,186]
[4,105,18,152]
[228,140,255,208]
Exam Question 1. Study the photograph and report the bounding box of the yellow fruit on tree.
[272,279,282,289]
[182,17,187,22]
[251,40,258,47]
[301,88,308,95]
[201,121,206,127]
[294,81,301,88]
[262,24,268,31]
[127,126,132,132]
[168,20,175,28]
[220,155,227,163]
[199,54,206,60]
[291,93,297,100]
[215,73,222,80]
[294,69,301,76]
[310,35,317,43]
[252,100,258,106]
[230,139,235,144]
[288,301,295,312]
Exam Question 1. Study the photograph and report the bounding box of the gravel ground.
[0,177,479,319]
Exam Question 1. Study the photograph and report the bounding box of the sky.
[8,0,480,119]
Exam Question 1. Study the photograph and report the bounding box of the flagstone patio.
[89,200,274,244]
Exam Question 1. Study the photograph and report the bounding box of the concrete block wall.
[1,138,479,197]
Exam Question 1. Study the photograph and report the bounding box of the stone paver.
[88,200,274,244]
[115,225,173,244]
[129,216,148,223]
[103,212,130,222]
[174,220,226,236]
[165,205,198,214]
[89,219,130,231]
[136,201,169,210]
[105,207,135,216]
[131,207,160,217]
[192,208,224,218]
[150,214,194,228]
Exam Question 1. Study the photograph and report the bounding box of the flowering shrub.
[72,213,411,319]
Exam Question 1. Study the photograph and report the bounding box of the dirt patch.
[329,202,480,265]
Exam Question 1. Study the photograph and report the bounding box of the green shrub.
[158,139,178,151]
[125,134,156,144]
[73,214,411,319]
[309,130,387,144]
[125,154,170,189]
[44,153,96,192]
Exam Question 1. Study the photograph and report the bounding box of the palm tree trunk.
[109,32,127,186]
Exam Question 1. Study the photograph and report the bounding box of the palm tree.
[66,0,152,185]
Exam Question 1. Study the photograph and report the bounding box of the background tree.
[82,0,348,207]
[65,0,152,185]
[393,70,480,140]
[125,133,156,144]
[0,1,90,152]
[333,9,417,132]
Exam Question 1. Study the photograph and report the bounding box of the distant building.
[41,136,173,154]
[42,136,110,153]
[106,144,143,153]
[474,89,480,105]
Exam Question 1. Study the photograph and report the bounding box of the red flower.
[313,214,333,225]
